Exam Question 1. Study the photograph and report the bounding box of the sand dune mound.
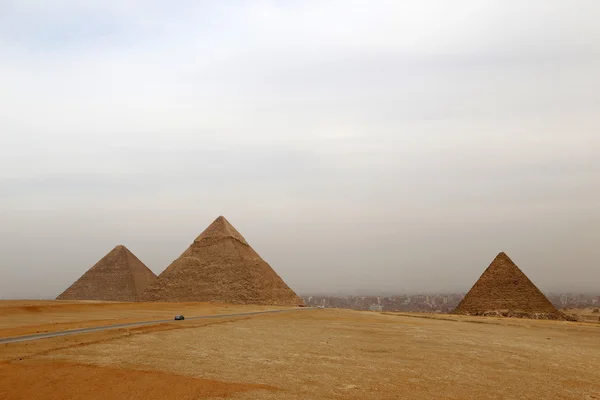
[141,216,303,306]
[57,245,157,301]
[454,252,560,318]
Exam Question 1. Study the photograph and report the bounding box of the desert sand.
[0,300,287,338]
[1,301,599,399]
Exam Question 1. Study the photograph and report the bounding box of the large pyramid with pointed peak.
[454,252,558,316]
[140,216,303,306]
[57,245,157,301]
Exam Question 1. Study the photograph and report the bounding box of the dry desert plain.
[0,301,599,400]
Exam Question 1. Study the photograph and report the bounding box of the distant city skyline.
[301,292,600,313]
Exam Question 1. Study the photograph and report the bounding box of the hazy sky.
[1,1,599,299]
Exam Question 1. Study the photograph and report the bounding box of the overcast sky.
[1,1,599,299]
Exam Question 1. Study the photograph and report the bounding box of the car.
[317,306,325,309]
[174,315,185,320]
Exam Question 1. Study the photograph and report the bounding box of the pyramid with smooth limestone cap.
[57,245,157,301]
[454,252,558,316]
[140,216,304,306]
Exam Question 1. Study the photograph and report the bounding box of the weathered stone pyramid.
[57,245,157,301]
[141,216,303,306]
[454,252,558,316]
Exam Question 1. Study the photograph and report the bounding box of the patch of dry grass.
[1,305,599,399]
[0,300,287,337]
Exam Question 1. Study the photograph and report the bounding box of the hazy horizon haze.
[1,1,599,299]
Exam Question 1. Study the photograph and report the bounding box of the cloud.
[1,1,599,297]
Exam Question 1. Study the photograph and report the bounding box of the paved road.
[0,308,313,345]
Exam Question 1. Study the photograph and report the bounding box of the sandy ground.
[566,307,600,323]
[0,300,287,337]
[1,303,599,400]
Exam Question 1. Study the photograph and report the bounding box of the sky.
[1,1,599,299]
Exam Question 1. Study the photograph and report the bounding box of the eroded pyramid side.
[141,216,303,306]
[454,252,558,315]
[57,245,157,301]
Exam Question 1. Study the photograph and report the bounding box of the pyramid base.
[139,298,305,307]
[452,309,578,321]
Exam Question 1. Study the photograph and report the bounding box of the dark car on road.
[174,315,185,321]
